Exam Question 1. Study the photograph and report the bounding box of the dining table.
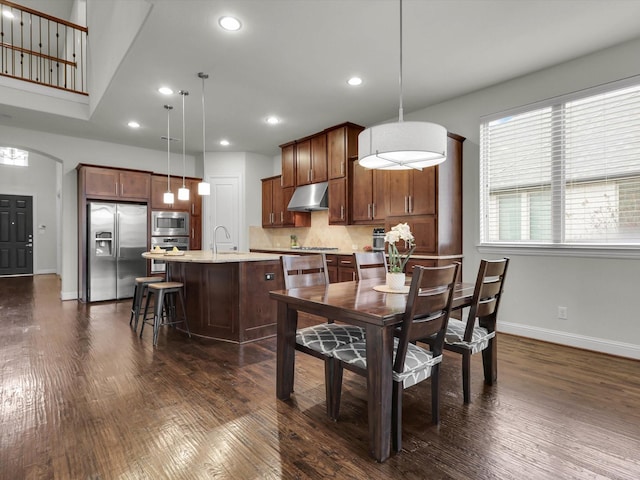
[269,278,474,462]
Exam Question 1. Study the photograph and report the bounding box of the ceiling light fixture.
[127,121,140,128]
[158,86,173,95]
[266,116,280,125]
[197,72,211,196]
[347,77,363,86]
[178,90,190,201]
[220,139,230,146]
[163,105,175,204]
[358,0,447,170]
[219,16,241,31]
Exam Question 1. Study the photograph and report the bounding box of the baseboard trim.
[498,321,640,360]
[36,269,57,275]
[60,290,78,301]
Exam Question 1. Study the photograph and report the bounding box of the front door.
[0,194,34,276]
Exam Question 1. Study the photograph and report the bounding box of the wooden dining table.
[269,278,474,462]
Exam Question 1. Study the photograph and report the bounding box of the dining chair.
[353,251,388,281]
[280,254,366,411]
[437,257,509,403]
[328,263,459,453]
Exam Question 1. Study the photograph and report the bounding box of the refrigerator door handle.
[115,210,120,258]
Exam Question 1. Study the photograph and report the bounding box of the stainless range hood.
[287,182,329,211]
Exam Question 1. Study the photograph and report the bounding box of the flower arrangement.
[385,223,416,273]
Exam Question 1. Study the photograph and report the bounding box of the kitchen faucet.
[213,225,231,256]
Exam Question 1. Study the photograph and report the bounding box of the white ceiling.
[4,0,640,158]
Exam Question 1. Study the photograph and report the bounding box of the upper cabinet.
[281,142,296,189]
[387,167,436,217]
[328,123,363,180]
[151,174,194,211]
[262,176,310,229]
[296,133,327,186]
[350,163,387,224]
[80,165,150,201]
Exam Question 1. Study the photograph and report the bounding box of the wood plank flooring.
[1,274,639,479]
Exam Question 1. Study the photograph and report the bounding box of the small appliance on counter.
[372,228,385,252]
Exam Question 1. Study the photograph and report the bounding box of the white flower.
[384,223,414,244]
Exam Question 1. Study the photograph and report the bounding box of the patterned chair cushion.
[445,318,495,354]
[332,339,442,389]
[296,324,366,355]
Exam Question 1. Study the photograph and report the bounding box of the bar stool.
[129,276,164,331]
[140,281,191,346]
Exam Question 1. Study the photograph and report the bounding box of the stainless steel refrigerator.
[88,202,147,302]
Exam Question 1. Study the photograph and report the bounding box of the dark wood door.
[0,194,33,275]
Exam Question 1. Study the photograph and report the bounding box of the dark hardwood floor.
[1,274,639,479]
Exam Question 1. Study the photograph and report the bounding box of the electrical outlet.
[265,273,275,281]
[557,306,568,320]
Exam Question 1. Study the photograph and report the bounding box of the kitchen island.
[142,251,284,343]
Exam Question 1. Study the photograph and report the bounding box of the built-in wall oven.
[151,211,190,237]
[150,236,189,273]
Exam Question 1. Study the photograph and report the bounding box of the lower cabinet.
[326,254,356,283]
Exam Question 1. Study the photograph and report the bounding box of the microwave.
[151,211,190,237]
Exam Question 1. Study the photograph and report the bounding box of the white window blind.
[480,77,640,246]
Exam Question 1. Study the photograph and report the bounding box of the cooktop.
[293,247,339,251]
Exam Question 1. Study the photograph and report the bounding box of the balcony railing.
[0,0,87,95]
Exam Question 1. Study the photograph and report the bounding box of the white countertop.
[142,250,282,263]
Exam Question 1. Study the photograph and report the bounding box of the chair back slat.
[354,252,388,281]
[464,258,509,342]
[394,263,459,374]
[281,254,329,289]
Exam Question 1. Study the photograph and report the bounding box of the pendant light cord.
[179,90,189,188]
[165,104,173,191]
[398,0,404,123]
[199,72,209,163]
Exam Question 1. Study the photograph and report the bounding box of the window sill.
[477,243,640,259]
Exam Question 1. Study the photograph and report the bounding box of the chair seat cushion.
[445,318,495,354]
[332,339,442,389]
[296,324,366,355]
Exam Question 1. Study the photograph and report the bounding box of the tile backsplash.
[250,211,382,251]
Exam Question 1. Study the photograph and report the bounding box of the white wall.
[0,126,197,300]
[0,153,59,274]
[406,37,640,358]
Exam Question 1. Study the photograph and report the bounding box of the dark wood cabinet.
[327,123,363,179]
[328,177,347,225]
[82,165,150,201]
[295,133,327,186]
[262,176,310,228]
[151,174,193,211]
[281,142,296,189]
[350,162,387,224]
[385,133,464,256]
[326,254,356,283]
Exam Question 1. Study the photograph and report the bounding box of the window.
[480,78,640,247]
[0,147,28,166]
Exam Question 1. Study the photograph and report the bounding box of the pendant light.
[178,90,190,201]
[163,104,175,204]
[197,72,211,196]
[358,0,447,170]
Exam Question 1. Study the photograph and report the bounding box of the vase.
[386,272,406,291]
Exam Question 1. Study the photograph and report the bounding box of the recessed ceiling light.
[347,77,363,86]
[158,87,173,95]
[2,11,15,19]
[220,139,230,146]
[127,121,140,128]
[219,16,242,31]
[266,116,280,125]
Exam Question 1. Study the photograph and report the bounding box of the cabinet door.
[151,175,171,209]
[190,214,202,250]
[281,143,296,188]
[172,176,191,211]
[327,127,346,179]
[261,179,274,227]
[189,179,202,217]
[296,139,311,186]
[387,170,411,216]
[281,186,295,227]
[119,170,150,200]
[310,133,327,183]
[83,167,119,198]
[351,162,374,222]
[387,215,437,254]
[409,167,436,215]
[328,178,347,225]
[371,170,388,221]
[273,180,284,226]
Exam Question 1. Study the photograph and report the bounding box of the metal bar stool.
[129,276,164,331]
[140,281,191,346]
